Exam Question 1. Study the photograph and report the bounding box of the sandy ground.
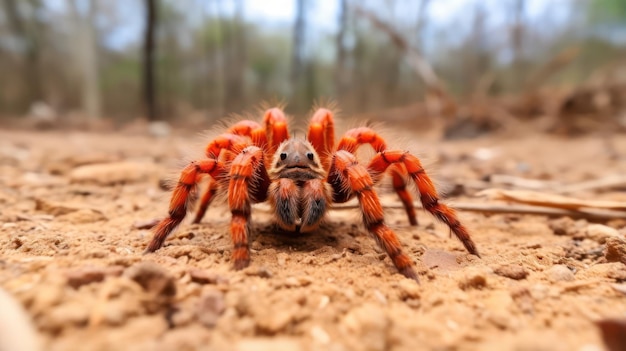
[1,127,626,351]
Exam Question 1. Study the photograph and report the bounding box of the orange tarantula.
[145,106,479,281]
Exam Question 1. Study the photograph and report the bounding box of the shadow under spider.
[250,222,360,254]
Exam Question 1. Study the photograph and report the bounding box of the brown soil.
[1,128,626,351]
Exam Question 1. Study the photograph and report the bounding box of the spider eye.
[306,152,314,160]
[280,152,287,160]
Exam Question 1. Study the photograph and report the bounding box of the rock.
[510,286,534,314]
[46,301,90,329]
[494,264,529,280]
[58,208,107,224]
[458,269,488,290]
[257,308,296,334]
[234,337,302,351]
[341,304,389,351]
[397,279,421,300]
[245,266,272,279]
[66,266,123,289]
[580,262,626,281]
[546,265,575,282]
[189,269,229,285]
[35,198,102,217]
[276,253,289,266]
[124,262,176,312]
[485,290,515,330]
[196,290,226,328]
[611,284,626,296]
[606,237,626,265]
[585,224,622,244]
[170,308,195,327]
[69,161,159,185]
[310,325,331,345]
[281,276,313,288]
[548,217,578,236]
[0,288,43,351]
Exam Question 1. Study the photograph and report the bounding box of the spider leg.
[184,133,251,224]
[263,107,289,155]
[205,133,251,159]
[328,150,418,281]
[337,127,418,226]
[192,177,218,224]
[307,108,336,170]
[391,165,418,226]
[227,120,268,150]
[145,159,225,252]
[368,150,480,257]
[228,145,269,270]
[193,120,268,224]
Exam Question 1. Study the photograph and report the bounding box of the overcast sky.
[44,0,575,53]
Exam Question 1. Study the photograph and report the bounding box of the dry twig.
[328,201,626,221]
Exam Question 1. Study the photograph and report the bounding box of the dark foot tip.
[143,241,162,255]
[233,259,250,271]
[400,267,420,283]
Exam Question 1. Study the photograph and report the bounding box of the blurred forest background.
[0,0,625,136]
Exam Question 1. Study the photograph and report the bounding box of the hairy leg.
[227,120,268,151]
[368,150,479,256]
[205,133,250,159]
[192,177,218,224]
[263,108,290,155]
[390,165,418,226]
[307,108,336,170]
[145,159,224,252]
[337,127,417,225]
[328,150,418,281]
[228,146,269,270]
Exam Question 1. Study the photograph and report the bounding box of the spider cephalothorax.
[145,107,479,281]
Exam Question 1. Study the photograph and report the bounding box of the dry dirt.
[1,127,626,351]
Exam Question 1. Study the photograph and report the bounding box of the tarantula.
[144,107,479,281]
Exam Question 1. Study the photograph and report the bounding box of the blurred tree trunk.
[292,0,306,111]
[335,0,348,99]
[3,0,43,109]
[143,0,158,120]
[70,0,101,119]
[510,0,526,90]
[212,0,225,117]
[415,0,430,50]
[225,0,246,110]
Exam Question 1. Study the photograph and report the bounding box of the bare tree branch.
[352,4,443,95]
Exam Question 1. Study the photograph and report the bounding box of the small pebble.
[398,279,421,300]
[585,224,621,244]
[494,264,529,280]
[458,269,488,290]
[547,265,575,282]
[189,269,228,285]
[606,237,626,265]
[196,290,226,328]
[66,266,123,289]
